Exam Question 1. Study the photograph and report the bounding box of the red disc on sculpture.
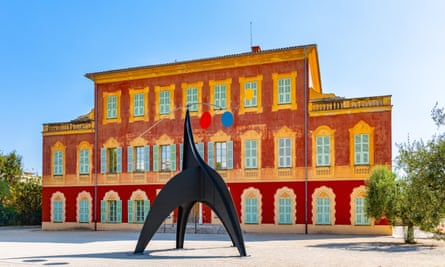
[200,111,212,129]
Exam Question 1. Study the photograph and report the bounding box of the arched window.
[274,187,296,225]
[241,187,262,225]
[312,186,336,225]
[128,189,150,224]
[350,186,372,225]
[101,191,122,223]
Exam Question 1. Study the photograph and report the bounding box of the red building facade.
[42,45,392,234]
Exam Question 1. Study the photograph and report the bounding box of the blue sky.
[0,1,444,175]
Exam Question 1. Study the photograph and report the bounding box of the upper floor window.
[100,147,122,174]
[239,75,263,114]
[278,138,291,168]
[316,136,331,166]
[272,72,297,111]
[278,78,291,104]
[128,146,150,172]
[53,150,63,176]
[208,141,233,170]
[244,140,258,169]
[103,91,122,124]
[186,88,198,111]
[153,144,176,172]
[354,134,369,165]
[107,95,117,119]
[160,91,170,115]
[134,93,145,116]
[79,149,89,174]
[209,78,232,112]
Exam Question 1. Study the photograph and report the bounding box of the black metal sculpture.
[134,110,247,256]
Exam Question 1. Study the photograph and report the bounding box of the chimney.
[251,45,261,53]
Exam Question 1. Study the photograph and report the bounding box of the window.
[134,93,144,117]
[355,197,371,225]
[278,198,292,224]
[160,90,170,114]
[316,198,330,224]
[207,141,234,170]
[53,200,63,223]
[278,78,291,104]
[245,198,258,224]
[278,138,291,168]
[244,140,258,169]
[128,146,150,173]
[79,149,89,174]
[272,72,297,111]
[186,88,198,111]
[100,147,122,174]
[316,136,330,166]
[107,200,121,223]
[354,134,369,165]
[244,81,257,107]
[107,95,117,119]
[53,151,63,176]
[128,190,150,224]
[215,142,227,169]
[79,199,89,223]
[153,144,176,172]
[214,84,226,109]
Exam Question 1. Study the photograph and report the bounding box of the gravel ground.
[0,227,444,267]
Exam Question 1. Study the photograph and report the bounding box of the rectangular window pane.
[53,151,63,175]
[79,200,89,223]
[245,198,258,224]
[278,78,291,104]
[160,91,170,114]
[245,140,257,169]
[135,146,145,172]
[79,149,89,174]
[107,95,117,119]
[135,200,145,223]
[134,93,144,116]
[214,84,226,109]
[279,198,292,224]
[354,134,369,165]
[108,148,117,173]
[186,88,198,111]
[161,145,171,171]
[215,142,227,169]
[278,138,291,167]
[108,200,117,223]
[316,198,330,224]
[53,200,63,222]
[316,136,330,166]
[355,197,371,225]
[244,82,257,107]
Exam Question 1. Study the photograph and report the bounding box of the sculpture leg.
[176,202,196,249]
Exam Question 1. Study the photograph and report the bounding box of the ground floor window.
[244,198,258,224]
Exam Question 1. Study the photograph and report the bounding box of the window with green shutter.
[79,149,89,174]
[53,200,63,222]
[355,197,371,225]
[159,90,170,114]
[79,199,89,223]
[186,88,198,111]
[244,140,258,169]
[53,150,63,176]
[133,93,144,117]
[244,82,257,107]
[278,78,291,104]
[214,84,226,109]
[107,95,117,119]
[278,138,291,168]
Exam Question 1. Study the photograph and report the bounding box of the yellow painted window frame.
[155,84,175,121]
[181,81,203,117]
[129,87,149,123]
[209,78,232,113]
[349,120,374,166]
[102,91,122,125]
[272,71,297,111]
[239,75,263,114]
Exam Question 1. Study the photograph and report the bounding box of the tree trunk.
[405,223,415,244]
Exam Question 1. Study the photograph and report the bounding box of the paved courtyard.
[0,227,444,266]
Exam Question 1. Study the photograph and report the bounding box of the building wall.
[42,45,392,234]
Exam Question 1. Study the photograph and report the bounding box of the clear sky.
[0,1,444,175]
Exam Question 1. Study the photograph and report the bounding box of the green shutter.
[127,146,133,173]
[227,140,233,169]
[208,142,214,168]
[144,199,150,220]
[117,200,122,223]
[116,147,122,173]
[100,148,106,174]
[170,144,176,171]
[127,200,133,223]
[180,144,183,170]
[101,200,106,223]
[144,145,150,172]
[197,142,204,159]
[153,145,159,172]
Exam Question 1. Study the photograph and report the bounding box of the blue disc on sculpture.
[221,111,234,127]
